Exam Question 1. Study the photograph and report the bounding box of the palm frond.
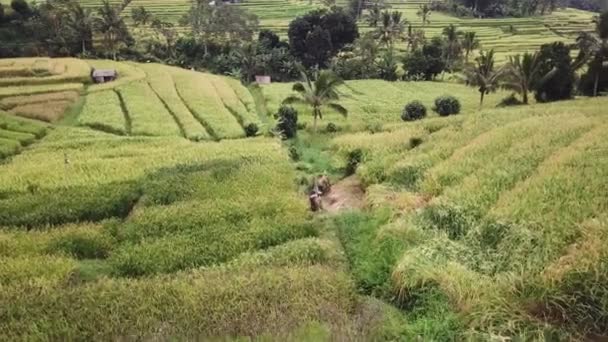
[327,103,348,117]
[292,82,306,93]
[282,96,307,106]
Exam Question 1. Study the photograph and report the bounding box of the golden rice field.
[0,57,607,340]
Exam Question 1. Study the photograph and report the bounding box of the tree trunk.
[523,89,528,104]
[479,91,485,109]
[313,114,318,134]
[594,72,600,97]
[82,39,86,54]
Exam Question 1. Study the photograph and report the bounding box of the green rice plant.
[46,225,115,259]
[170,68,245,139]
[209,74,262,129]
[0,181,141,227]
[139,64,210,141]
[0,58,91,86]
[116,81,181,136]
[0,222,109,258]
[0,112,47,138]
[0,265,357,340]
[0,137,21,159]
[222,237,345,270]
[78,90,127,135]
[442,114,594,215]
[0,83,84,99]
[0,255,77,286]
[0,128,36,146]
[491,122,608,256]
[0,91,80,110]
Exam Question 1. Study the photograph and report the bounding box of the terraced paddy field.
[73,0,596,63]
[1,57,607,339]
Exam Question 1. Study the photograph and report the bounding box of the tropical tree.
[374,10,406,49]
[576,12,608,96]
[442,24,462,71]
[463,49,505,108]
[282,70,347,133]
[462,31,480,62]
[131,6,152,26]
[417,4,431,26]
[502,52,556,104]
[405,24,426,51]
[66,4,94,54]
[366,3,382,27]
[95,0,132,60]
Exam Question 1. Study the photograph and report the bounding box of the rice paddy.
[1,55,607,340]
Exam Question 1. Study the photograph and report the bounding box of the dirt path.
[322,176,365,214]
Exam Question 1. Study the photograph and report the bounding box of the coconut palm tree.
[442,24,462,71]
[95,0,132,60]
[463,49,505,108]
[366,3,382,27]
[282,70,347,133]
[66,4,94,55]
[375,10,406,49]
[416,4,431,26]
[575,12,608,96]
[405,24,426,51]
[502,52,557,104]
[462,31,480,62]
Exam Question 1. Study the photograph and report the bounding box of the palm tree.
[502,52,556,104]
[282,70,347,133]
[405,24,425,51]
[442,24,462,71]
[463,49,505,108]
[95,0,132,60]
[575,12,608,96]
[375,10,406,49]
[66,4,94,55]
[131,6,153,26]
[416,4,431,26]
[366,4,382,27]
[462,31,480,62]
[355,32,380,63]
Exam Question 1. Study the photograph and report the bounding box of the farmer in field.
[309,175,331,211]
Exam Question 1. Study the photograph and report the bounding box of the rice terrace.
[1,0,608,339]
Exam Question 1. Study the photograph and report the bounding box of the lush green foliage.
[433,96,461,116]
[402,100,427,121]
[276,105,298,139]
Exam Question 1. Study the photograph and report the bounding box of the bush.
[245,123,259,137]
[276,106,298,139]
[345,149,363,176]
[288,145,301,161]
[433,96,461,116]
[325,122,339,133]
[497,94,524,107]
[401,101,427,121]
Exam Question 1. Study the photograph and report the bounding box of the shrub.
[325,122,339,133]
[401,101,427,121]
[245,123,259,137]
[497,93,524,107]
[288,145,301,161]
[276,106,298,139]
[433,96,461,116]
[345,149,363,176]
